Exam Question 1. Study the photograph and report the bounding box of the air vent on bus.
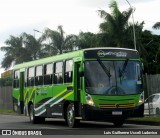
[99,103,135,109]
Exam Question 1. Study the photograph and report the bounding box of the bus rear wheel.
[66,103,79,128]
[29,104,45,124]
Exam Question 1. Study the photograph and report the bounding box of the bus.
[12,47,144,127]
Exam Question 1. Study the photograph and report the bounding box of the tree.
[22,33,45,60]
[1,33,45,69]
[1,35,26,69]
[141,30,160,74]
[153,22,160,30]
[41,26,78,55]
[78,32,98,49]
[98,0,133,48]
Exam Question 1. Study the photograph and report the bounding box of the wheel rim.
[67,106,74,126]
[30,106,34,121]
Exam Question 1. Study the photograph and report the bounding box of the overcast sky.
[0,0,160,75]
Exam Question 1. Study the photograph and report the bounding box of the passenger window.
[35,65,43,86]
[54,62,63,84]
[27,67,35,86]
[44,63,53,85]
[13,70,20,88]
[64,60,73,83]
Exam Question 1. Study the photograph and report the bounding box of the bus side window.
[27,67,35,87]
[13,70,20,88]
[64,60,73,83]
[35,65,43,86]
[54,62,63,84]
[44,63,53,85]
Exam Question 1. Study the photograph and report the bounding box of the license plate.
[112,111,122,115]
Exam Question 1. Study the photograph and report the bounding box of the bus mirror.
[79,71,84,77]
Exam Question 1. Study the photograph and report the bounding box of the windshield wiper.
[119,59,129,80]
[97,58,111,78]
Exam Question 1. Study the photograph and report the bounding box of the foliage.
[0,33,45,69]
[98,0,133,48]
[153,22,160,30]
[22,33,46,60]
[141,30,160,74]
[78,32,98,49]
[40,26,78,55]
[0,0,160,74]
[0,77,13,87]
[1,35,25,69]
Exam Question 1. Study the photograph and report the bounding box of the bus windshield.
[85,60,143,95]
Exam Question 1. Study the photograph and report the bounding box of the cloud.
[0,0,160,74]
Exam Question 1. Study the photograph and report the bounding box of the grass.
[128,116,160,122]
[0,109,15,114]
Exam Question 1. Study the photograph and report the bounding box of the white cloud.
[0,0,160,74]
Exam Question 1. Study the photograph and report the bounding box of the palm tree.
[1,35,26,69]
[97,0,133,48]
[78,32,98,49]
[22,33,45,60]
[152,22,160,72]
[1,33,45,69]
[153,22,160,30]
[41,25,78,55]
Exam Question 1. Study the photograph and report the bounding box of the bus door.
[74,61,83,116]
[19,71,25,114]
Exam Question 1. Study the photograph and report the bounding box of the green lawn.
[0,109,15,114]
[128,116,160,122]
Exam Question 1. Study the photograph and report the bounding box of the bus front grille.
[99,103,135,109]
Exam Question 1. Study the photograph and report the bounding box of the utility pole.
[125,0,136,50]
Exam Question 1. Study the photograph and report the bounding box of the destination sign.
[84,49,140,59]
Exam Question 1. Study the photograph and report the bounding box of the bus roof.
[83,47,137,52]
[13,47,138,70]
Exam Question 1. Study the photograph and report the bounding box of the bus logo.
[97,50,105,57]
[116,104,119,108]
[97,50,127,57]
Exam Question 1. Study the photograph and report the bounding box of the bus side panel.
[12,89,21,113]
[34,85,53,117]
[49,85,74,117]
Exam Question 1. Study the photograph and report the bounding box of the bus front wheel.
[66,103,79,128]
[113,120,124,127]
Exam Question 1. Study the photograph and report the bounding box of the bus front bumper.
[81,104,144,121]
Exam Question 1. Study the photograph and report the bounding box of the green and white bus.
[12,48,144,127]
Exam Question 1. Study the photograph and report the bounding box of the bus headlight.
[86,94,95,106]
[138,91,144,105]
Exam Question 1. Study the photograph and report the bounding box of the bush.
[0,77,13,87]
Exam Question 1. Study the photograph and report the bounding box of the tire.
[66,103,79,128]
[156,108,160,116]
[29,104,45,124]
[113,120,124,127]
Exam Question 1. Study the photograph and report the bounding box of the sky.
[0,0,160,76]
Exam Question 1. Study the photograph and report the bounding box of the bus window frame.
[13,70,20,88]
[64,59,73,84]
[44,63,54,85]
[53,61,64,85]
[27,66,35,87]
[35,65,43,86]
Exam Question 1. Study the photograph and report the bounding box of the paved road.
[0,114,159,138]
